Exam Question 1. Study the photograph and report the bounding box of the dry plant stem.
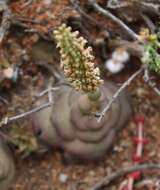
[35,87,60,98]
[141,14,156,33]
[0,101,53,127]
[0,7,12,44]
[47,79,55,104]
[90,164,160,190]
[141,2,160,15]
[119,180,128,190]
[97,66,145,122]
[23,0,34,7]
[88,0,139,40]
[0,85,60,127]
[0,96,9,105]
[70,0,104,28]
[136,178,160,189]
[143,68,160,96]
[36,61,64,82]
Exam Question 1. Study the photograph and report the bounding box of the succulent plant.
[31,24,132,161]
[0,135,15,190]
[32,82,132,160]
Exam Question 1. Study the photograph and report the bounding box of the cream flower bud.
[54,24,103,93]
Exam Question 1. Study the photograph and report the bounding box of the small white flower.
[3,67,14,79]
[59,173,68,183]
[105,59,125,74]
[112,49,130,63]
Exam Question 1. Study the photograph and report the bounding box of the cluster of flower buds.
[141,30,160,74]
[105,48,130,74]
[54,24,103,93]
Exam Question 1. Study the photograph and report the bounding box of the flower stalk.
[54,24,103,101]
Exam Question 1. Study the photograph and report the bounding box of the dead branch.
[0,96,9,105]
[36,61,64,82]
[90,163,160,190]
[143,68,160,96]
[136,178,160,189]
[69,0,104,28]
[141,14,156,33]
[23,0,33,7]
[88,0,139,40]
[0,101,53,127]
[141,2,160,16]
[96,66,145,122]
[108,39,144,57]
[0,83,62,128]
[34,87,60,98]
[0,7,12,44]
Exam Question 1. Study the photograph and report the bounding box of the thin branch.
[141,2,160,16]
[0,101,53,127]
[136,178,160,189]
[23,0,33,7]
[36,61,63,82]
[90,163,160,190]
[0,7,12,44]
[0,83,61,127]
[47,79,55,104]
[34,87,60,98]
[88,0,140,41]
[69,0,104,28]
[141,14,156,33]
[143,68,160,96]
[0,96,9,105]
[96,66,145,122]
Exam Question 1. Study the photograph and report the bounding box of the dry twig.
[35,87,59,98]
[88,0,139,40]
[136,178,160,189]
[0,101,53,127]
[0,7,12,44]
[141,14,156,33]
[90,163,160,190]
[96,66,145,122]
[143,68,160,96]
[0,96,9,105]
[23,0,33,7]
[0,84,61,128]
[70,0,104,28]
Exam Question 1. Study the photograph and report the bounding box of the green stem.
[78,88,102,114]
[87,87,101,101]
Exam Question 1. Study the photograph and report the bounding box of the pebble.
[59,173,68,183]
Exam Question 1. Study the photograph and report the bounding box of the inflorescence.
[141,33,160,73]
[54,24,103,93]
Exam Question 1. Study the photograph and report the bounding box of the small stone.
[89,171,95,177]
[113,145,123,152]
[59,173,68,183]
[44,0,52,5]
[3,67,14,79]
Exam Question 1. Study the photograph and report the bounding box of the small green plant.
[54,24,103,95]
[142,34,160,73]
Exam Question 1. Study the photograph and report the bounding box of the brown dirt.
[0,0,159,190]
